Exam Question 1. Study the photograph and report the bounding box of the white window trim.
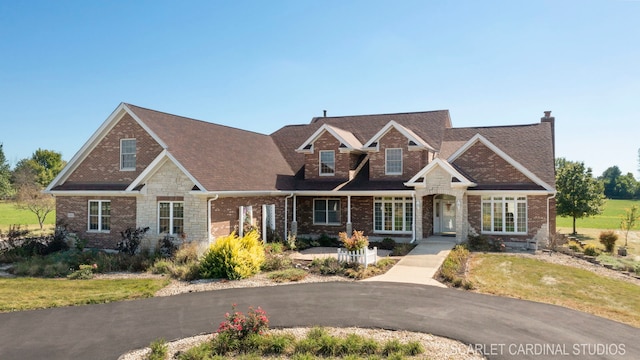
[313,198,341,225]
[158,201,184,235]
[87,200,110,233]
[319,150,335,176]
[120,138,136,171]
[385,148,403,175]
[481,195,528,235]
[373,197,413,234]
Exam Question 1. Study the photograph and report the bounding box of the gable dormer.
[295,124,364,180]
[363,120,436,180]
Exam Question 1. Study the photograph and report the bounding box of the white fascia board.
[293,190,416,197]
[448,134,554,192]
[122,104,168,149]
[46,103,130,191]
[164,152,208,193]
[295,124,362,153]
[194,190,294,197]
[125,150,168,191]
[405,158,474,187]
[48,191,141,197]
[363,120,435,151]
[466,190,554,195]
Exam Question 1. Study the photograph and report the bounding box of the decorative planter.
[618,247,628,257]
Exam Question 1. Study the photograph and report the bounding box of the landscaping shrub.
[175,242,200,264]
[265,242,284,254]
[157,234,178,258]
[216,305,269,342]
[438,244,473,288]
[390,243,416,256]
[117,227,150,255]
[599,231,618,253]
[467,234,504,252]
[583,244,600,257]
[286,232,297,251]
[67,264,97,280]
[317,233,340,247]
[380,237,396,250]
[309,257,344,275]
[200,230,265,280]
[147,338,168,360]
[267,268,307,282]
[261,252,293,272]
[262,333,295,355]
[339,230,369,251]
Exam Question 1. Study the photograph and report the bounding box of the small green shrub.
[147,338,168,360]
[267,268,307,282]
[382,339,403,356]
[467,234,504,252]
[286,232,297,251]
[403,340,425,356]
[317,233,340,247]
[67,264,97,280]
[599,231,618,253]
[261,253,292,272]
[310,257,344,275]
[200,231,265,280]
[583,245,600,257]
[439,244,472,288]
[150,259,173,275]
[262,333,295,355]
[380,237,396,250]
[265,242,283,254]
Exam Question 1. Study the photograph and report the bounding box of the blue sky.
[1,0,638,177]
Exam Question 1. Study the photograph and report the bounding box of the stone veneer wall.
[56,195,136,249]
[136,160,208,247]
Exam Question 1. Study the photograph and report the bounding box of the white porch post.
[346,195,353,235]
[291,195,298,235]
[414,192,423,242]
[454,192,465,243]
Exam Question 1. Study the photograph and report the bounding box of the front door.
[434,196,456,234]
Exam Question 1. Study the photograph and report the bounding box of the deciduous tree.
[15,182,55,230]
[556,159,606,234]
[0,143,14,199]
[620,205,640,248]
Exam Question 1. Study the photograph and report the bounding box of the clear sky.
[1,0,638,178]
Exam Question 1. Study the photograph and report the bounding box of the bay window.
[481,196,527,234]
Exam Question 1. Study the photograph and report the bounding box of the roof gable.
[295,124,363,154]
[363,120,435,151]
[405,158,475,188]
[448,134,554,191]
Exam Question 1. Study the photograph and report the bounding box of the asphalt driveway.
[0,282,637,359]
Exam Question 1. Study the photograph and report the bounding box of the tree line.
[0,143,66,229]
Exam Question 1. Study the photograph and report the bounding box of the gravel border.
[118,327,485,360]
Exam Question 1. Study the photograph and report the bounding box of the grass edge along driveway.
[468,253,640,328]
[0,278,169,312]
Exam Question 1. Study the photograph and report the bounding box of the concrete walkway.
[363,236,457,287]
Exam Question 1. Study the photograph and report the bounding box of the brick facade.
[66,114,163,184]
[56,195,136,249]
[452,142,535,185]
[304,131,359,181]
[368,128,429,180]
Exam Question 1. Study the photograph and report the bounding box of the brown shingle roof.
[441,123,555,188]
[125,104,296,191]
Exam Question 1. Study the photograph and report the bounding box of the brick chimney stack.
[541,110,555,160]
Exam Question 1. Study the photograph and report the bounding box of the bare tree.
[15,183,54,230]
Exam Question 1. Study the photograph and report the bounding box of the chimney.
[323,110,327,117]
[541,110,555,160]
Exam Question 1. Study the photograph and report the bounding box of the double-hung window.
[158,201,184,235]
[481,196,527,234]
[88,200,110,232]
[319,150,335,176]
[313,199,340,225]
[120,139,136,170]
[374,197,413,233]
[385,148,402,175]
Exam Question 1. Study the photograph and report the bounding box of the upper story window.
[319,150,335,176]
[481,196,527,234]
[88,200,110,232]
[120,139,136,170]
[159,201,184,235]
[385,148,403,175]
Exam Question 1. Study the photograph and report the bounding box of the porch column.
[454,192,464,243]
[291,195,298,235]
[346,195,353,235]
[414,193,423,241]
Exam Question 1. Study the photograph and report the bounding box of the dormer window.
[319,150,335,176]
[385,148,402,175]
[120,139,136,170]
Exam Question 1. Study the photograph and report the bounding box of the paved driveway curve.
[0,282,637,360]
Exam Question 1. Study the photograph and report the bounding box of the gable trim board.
[49,103,556,249]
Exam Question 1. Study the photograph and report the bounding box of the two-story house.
[45,103,556,249]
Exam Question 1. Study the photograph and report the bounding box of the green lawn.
[0,200,55,233]
[0,278,169,312]
[556,199,640,230]
[468,254,640,328]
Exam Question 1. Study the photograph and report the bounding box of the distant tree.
[556,159,606,234]
[620,205,640,248]
[614,173,638,200]
[600,166,621,198]
[11,158,39,190]
[0,143,14,199]
[29,149,66,188]
[15,182,55,230]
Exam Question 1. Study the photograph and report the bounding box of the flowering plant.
[216,304,269,340]
[339,230,369,251]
